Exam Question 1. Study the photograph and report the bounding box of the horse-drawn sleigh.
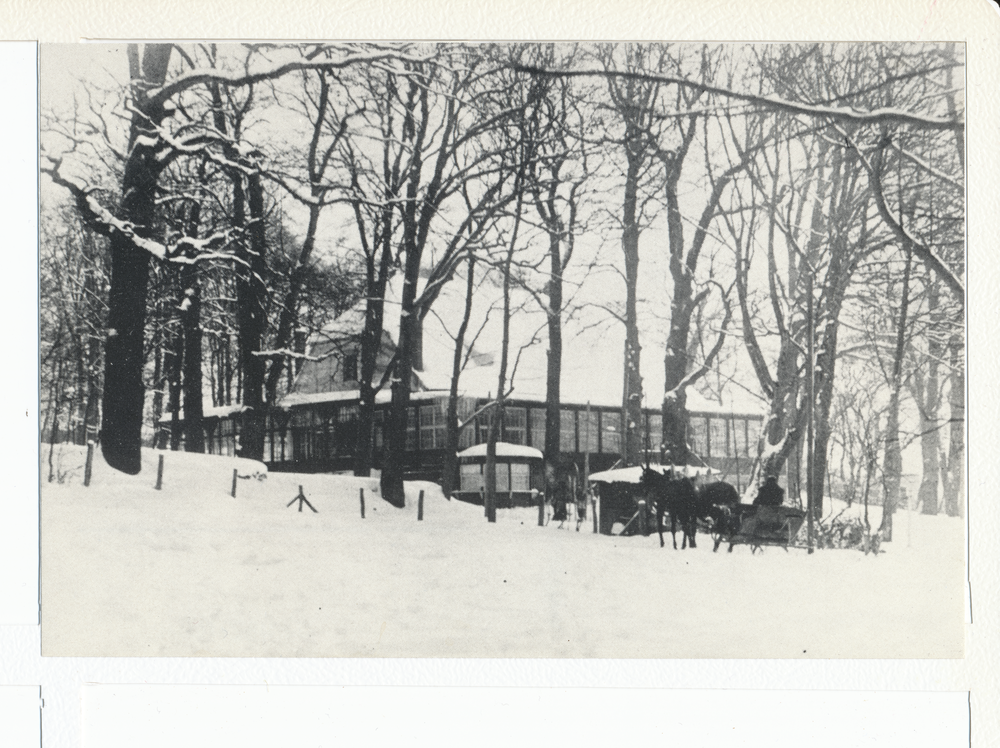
[590,465,807,553]
[713,503,807,553]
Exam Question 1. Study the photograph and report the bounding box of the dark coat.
[753,478,785,507]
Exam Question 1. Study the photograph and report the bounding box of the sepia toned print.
[40,42,965,657]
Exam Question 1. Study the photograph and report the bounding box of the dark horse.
[641,468,742,551]
[639,468,700,549]
[700,481,743,552]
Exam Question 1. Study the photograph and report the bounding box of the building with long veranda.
[191,304,765,501]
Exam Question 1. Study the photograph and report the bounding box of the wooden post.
[231,468,238,498]
[508,463,513,509]
[155,454,164,490]
[592,493,598,534]
[83,442,94,487]
[418,489,424,521]
[286,484,318,513]
[360,488,366,519]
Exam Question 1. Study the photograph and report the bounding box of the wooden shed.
[453,442,544,508]
[588,464,719,535]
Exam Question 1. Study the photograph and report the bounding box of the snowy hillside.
[42,446,965,658]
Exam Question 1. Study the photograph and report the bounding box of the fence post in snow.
[83,442,94,487]
[155,454,164,490]
[231,469,238,498]
[418,490,424,521]
[360,488,366,519]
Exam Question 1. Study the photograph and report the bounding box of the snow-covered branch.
[148,48,432,109]
[250,348,319,361]
[838,128,965,302]
[43,156,242,264]
[515,64,964,133]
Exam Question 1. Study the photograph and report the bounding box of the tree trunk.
[943,331,964,517]
[543,237,567,509]
[484,165,526,521]
[914,283,943,515]
[380,244,420,508]
[788,438,802,506]
[223,332,233,406]
[352,71,402,477]
[659,120,737,467]
[235,173,268,461]
[100,44,173,474]
[484,406,501,523]
[150,313,166,448]
[736,180,802,486]
[352,217,393,478]
[442,255,476,497]
[165,323,182,451]
[181,262,205,453]
[755,341,805,484]
[621,157,644,466]
[82,353,101,445]
[880,249,912,539]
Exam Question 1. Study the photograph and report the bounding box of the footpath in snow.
[41,446,965,658]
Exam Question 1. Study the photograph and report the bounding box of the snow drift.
[41,446,965,658]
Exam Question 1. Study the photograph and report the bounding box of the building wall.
[260,395,763,489]
[291,331,396,395]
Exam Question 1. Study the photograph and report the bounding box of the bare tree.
[43,43,418,472]
[377,45,529,507]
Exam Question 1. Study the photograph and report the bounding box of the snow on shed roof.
[457,443,544,460]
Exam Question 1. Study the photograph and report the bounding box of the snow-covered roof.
[314,303,368,339]
[588,464,720,484]
[278,390,368,408]
[278,388,453,409]
[158,403,247,424]
[682,389,763,417]
[457,443,544,460]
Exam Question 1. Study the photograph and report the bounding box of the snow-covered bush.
[814,510,881,554]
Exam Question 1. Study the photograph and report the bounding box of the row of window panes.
[687,416,757,458]
[279,403,668,456]
[558,409,622,454]
[265,401,759,460]
[459,462,530,493]
[284,418,361,462]
[530,409,545,448]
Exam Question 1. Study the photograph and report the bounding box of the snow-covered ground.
[41,445,965,658]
